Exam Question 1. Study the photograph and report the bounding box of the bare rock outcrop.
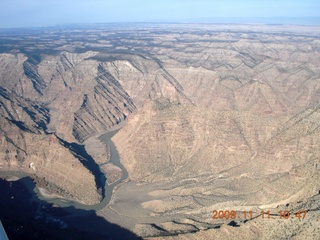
[0,87,101,204]
[1,24,320,238]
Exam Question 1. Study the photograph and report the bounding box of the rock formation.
[0,23,320,238]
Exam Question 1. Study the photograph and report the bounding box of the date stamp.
[212,210,308,220]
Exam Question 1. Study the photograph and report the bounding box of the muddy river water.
[0,130,128,212]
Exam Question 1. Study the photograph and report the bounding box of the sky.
[1,0,320,28]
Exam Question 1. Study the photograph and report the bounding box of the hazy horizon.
[1,0,320,28]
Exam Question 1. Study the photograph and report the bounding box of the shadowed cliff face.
[0,178,142,240]
[0,87,102,205]
[0,24,320,238]
[0,87,49,164]
[72,64,136,142]
[23,56,46,95]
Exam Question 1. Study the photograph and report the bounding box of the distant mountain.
[0,23,319,238]
[181,17,320,25]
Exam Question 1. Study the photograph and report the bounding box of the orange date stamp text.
[212,210,307,220]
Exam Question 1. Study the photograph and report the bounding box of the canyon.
[0,23,320,239]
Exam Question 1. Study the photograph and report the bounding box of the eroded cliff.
[0,24,320,238]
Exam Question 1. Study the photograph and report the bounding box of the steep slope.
[72,64,136,142]
[0,24,320,238]
[109,98,320,238]
[0,87,102,204]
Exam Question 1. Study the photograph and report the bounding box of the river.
[0,130,128,212]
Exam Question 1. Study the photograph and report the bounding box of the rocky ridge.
[0,24,320,238]
[0,87,101,204]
